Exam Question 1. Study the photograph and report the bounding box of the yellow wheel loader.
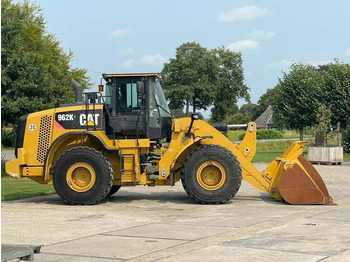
[5,73,335,205]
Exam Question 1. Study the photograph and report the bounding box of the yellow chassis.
[6,109,329,203]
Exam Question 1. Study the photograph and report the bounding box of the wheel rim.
[66,162,96,192]
[196,161,226,190]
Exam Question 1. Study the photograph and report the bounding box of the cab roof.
[103,73,161,80]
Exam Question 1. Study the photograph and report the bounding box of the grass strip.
[1,177,55,201]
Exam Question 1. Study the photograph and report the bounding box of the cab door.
[107,77,146,138]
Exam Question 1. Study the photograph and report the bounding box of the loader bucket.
[264,141,336,205]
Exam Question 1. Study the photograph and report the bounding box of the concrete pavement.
[2,163,350,261]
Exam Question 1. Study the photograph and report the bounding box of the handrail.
[227,124,248,129]
[83,92,116,147]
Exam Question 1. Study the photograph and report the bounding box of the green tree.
[161,42,216,116]
[317,61,350,128]
[223,103,257,126]
[161,43,248,119]
[210,47,249,122]
[1,0,91,127]
[313,104,332,146]
[273,63,323,139]
[274,60,350,137]
[170,108,185,118]
[238,103,258,121]
[227,104,239,116]
[225,113,251,125]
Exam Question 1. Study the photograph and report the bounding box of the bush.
[1,128,15,147]
[227,130,246,141]
[257,129,284,139]
[343,128,350,153]
[238,129,284,140]
[225,113,251,125]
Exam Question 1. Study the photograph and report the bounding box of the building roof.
[255,105,273,129]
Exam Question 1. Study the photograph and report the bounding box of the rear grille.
[37,115,52,163]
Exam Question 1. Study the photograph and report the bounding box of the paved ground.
[2,163,350,261]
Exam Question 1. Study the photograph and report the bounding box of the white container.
[308,146,343,164]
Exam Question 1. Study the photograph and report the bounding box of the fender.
[158,118,270,193]
[42,131,117,181]
[158,118,215,180]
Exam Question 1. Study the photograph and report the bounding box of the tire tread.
[53,146,114,205]
[181,144,242,204]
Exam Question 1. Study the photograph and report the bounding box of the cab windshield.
[148,79,171,128]
[149,80,171,117]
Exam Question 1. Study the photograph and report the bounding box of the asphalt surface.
[2,162,350,261]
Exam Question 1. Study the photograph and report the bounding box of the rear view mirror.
[137,81,144,94]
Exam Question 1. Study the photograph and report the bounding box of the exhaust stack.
[71,79,83,104]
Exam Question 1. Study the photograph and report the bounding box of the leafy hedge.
[238,129,284,140]
[1,129,15,147]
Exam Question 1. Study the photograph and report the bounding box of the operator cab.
[102,73,172,140]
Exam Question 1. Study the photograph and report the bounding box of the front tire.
[53,147,114,205]
[107,185,121,197]
[181,145,242,204]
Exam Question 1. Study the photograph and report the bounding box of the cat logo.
[55,109,102,130]
[80,113,100,126]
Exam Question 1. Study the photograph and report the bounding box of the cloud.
[217,5,270,22]
[227,31,273,54]
[250,30,275,41]
[140,54,167,65]
[227,39,260,52]
[117,48,134,56]
[122,54,167,68]
[345,46,350,56]
[122,59,136,68]
[111,28,133,37]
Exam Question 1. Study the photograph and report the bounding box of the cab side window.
[118,81,141,113]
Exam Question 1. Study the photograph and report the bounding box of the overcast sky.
[34,0,350,117]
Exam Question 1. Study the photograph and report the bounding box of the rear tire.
[181,145,242,204]
[53,147,114,205]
